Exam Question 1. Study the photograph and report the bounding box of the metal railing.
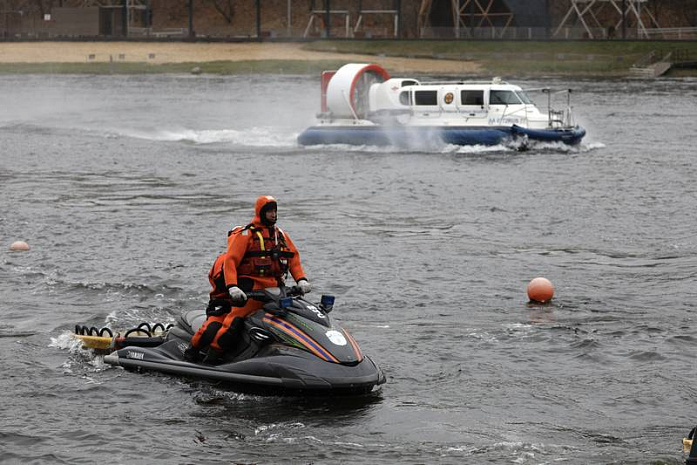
[643,27,697,40]
[420,26,697,40]
[128,27,188,38]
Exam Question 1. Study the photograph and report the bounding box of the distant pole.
[325,0,331,38]
[287,0,291,37]
[188,0,194,38]
[256,0,261,38]
[122,0,127,37]
[469,0,475,38]
[544,0,550,39]
[455,0,460,39]
[395,0,401,38]
[621,0,626,39]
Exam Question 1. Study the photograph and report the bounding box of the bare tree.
[2,0,55,18]
[32,0,54,17]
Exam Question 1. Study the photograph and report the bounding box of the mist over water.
[1,73,696,464]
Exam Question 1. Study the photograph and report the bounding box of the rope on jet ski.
[73,322,173,351]
[124,322,173,338]
[74,322,172,338]
[152,322,169,333]
[74,325,114,337]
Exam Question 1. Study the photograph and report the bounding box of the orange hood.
[252,195,277,227]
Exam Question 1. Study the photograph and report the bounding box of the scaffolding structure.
[456,0,513,28]
[553,0,661,39]
[304,0,401,38]
[455,0,513,37]
[418,0,514,38]
[304,8,351,37]
[353,0,400,38]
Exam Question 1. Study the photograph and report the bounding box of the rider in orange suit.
[184,195,310,362]
[184,253,231,361]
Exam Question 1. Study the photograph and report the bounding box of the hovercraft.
[298,63,586,148]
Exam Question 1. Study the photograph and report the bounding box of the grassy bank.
[305,40,697,77]
[0,40,695,76]
[0,59,350,76]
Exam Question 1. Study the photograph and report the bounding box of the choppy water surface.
[1,71,696,464]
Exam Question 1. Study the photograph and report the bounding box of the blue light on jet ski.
[321,295,335,307]
[280,297,293,308]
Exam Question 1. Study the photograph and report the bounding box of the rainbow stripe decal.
[344,329,364,362]
[263,315,340,363]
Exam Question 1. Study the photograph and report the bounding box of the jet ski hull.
[104,339,386,395]
[95,287,386,396]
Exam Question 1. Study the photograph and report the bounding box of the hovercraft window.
[490,90,522,105]
[516,91,532,104]
[414,90,438,106]
[399,91,412,105]
[461,90,484,106]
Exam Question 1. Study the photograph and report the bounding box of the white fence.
[420,26,697,40]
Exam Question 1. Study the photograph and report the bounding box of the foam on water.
[50,331,110,375]
[48,331,83,351]
[453,143,514,154]
[114,126,297,147]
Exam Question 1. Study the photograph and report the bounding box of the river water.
[1,71,696,464]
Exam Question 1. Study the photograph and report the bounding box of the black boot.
[202,348,224,365]
[183,344,201,363]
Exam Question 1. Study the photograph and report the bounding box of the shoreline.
[1,40,695,77]
[0,41,482,75]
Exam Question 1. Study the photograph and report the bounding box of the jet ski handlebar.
[246,285,303,302]
[245,286,335,316]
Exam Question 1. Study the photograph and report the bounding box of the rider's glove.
[228,286,247,306]
[297,279,312,295]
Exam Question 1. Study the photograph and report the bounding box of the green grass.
[304,40,697,76]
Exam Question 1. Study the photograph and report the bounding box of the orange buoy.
[9,241,30,251]
[527,277,554,303]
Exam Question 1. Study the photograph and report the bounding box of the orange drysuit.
[208,195,307,353]
[189,253,232,350]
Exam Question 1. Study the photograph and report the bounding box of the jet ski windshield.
[249,286,334,327]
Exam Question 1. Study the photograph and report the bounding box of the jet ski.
[77,286,386,395]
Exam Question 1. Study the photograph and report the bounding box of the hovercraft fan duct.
[325,64,390,119]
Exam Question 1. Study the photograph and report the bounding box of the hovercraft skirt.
[298,125,584,147]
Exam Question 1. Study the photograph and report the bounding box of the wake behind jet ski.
[77,286,385,396]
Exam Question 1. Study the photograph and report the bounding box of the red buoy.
[527,277,554,303]
[9,241,30,251]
